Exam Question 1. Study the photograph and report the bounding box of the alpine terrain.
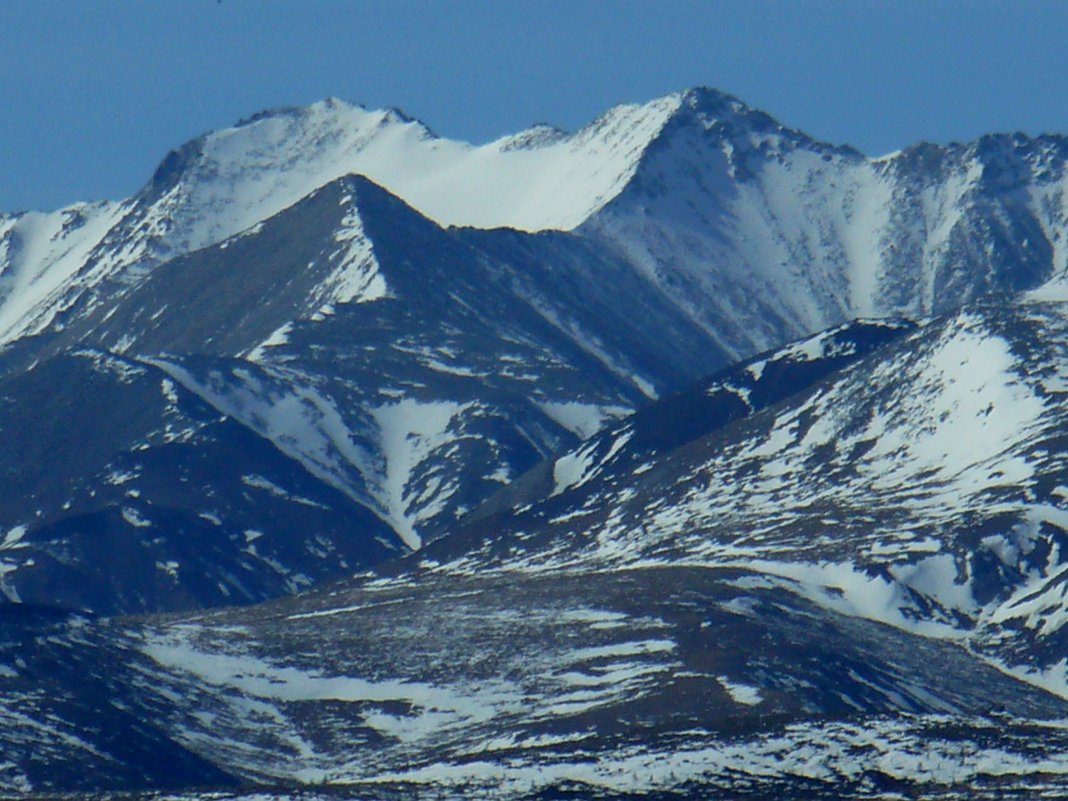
[4,87,1068,798]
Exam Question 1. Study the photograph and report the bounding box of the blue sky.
[3,0,1068,211]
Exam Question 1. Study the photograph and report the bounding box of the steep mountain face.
[5,86,1068,615]
[0,94,681,347]
[4,303,1068,798]
[0,176,728,612]
[582,90,1068,359]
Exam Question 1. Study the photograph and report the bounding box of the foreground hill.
[433,300,1068,692]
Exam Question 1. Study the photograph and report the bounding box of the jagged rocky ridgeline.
[4,89,1068,798]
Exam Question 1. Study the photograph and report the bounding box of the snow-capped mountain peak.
[7,86,1068,373]
[130,90,685,245]
[0,91,694,347]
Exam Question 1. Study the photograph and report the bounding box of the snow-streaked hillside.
[423,300,1068,698]
[0,176,725,612]
[3,553,1068,797]
[0,347,403,613]
[5,306,1068,797]
[468,318,916,524]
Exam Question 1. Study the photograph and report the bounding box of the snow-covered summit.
[116,86,827,245]
[57,84,861,303]
[128,91,688,242]
[0,90,697,347]
[6,86,1068,371]
[666,86,849,153]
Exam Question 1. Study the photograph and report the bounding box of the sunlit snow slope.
[5,87,1068,356]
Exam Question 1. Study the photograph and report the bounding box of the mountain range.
[4,87,1068,798]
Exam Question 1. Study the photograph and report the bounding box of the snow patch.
[716,675,763,705]
[537,401,631,440]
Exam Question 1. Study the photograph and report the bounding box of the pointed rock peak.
[886,130,1068,183]
[377,105,425,127]
[231,96,424,129]
[671,86,793,137]
[974,131,1034,152]
[965,131,1068,175]
[311,96,352,113]
[296,173,445,238]
[127,99,452,254]
[567,86,809,165]
[225,96,435,139]
[655,86,862,158]
[142,137,207,201]
[678,86,751,115]
[233,100,345,128]
[579,92,683,139]
[140,97,438,200]
[335,172,430,213]
[496,123,570,152]
[883,140,959,178]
